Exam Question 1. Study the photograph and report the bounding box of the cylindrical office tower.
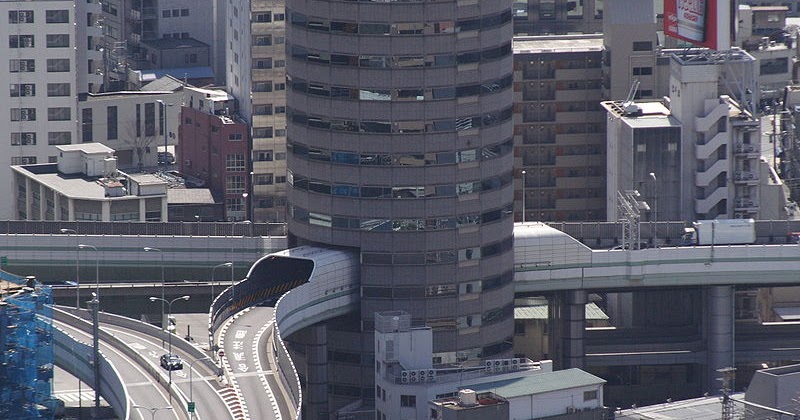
[286,0,515,364]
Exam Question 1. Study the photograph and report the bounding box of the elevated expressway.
[211,224,800,419]
[45,221,800,418]
[52,306,231,420]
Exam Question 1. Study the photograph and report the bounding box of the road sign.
[188,401,195,412]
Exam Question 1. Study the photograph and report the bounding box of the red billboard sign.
[664,0,719,50]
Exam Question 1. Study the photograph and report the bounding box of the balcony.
[733,171,759,184]
[734,143,760,156]
[734,197,759,212]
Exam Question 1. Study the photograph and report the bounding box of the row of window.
[161,8,189,18]
[358,237,514,265]
[9,83,71,98]
[363,271,513,299]
[289,9,510,35]
[288,107,513,134]
[9,34,70,48]
[288,138,512,167]
[287,73,512,102]
[289,41,511,69]
[10,108,71,122]
[9,10,70,24]
[289,170,513,199]
[10,58,70,73]
[10,132,71,146]
[289,202,512,233]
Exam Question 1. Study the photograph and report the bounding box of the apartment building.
[513,35,606,222]
[0,0,106,219]
[513,0,604,35]
[179,86,251,221]
[227,0,288,223]
[78,90,182,169]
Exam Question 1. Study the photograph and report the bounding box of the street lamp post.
[148,295,189,403]
[521,170,527,223]
[77,244,99,414]
[210,262,232,351]
[132,405,173,420]
[649,172,658,247]
[211,262,233,306]
[60,229,79,308]
[143,247,166,333]
[187,356,211,418]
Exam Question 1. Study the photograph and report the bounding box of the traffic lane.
[258,321,294,419]
[222,307,279,420]
[101,325,231,420]
[53,320,177,420]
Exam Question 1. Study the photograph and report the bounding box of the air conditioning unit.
[484,360,493,373]
[427,369,437,381]
[510,358,520,370]
[567,407,578,413]
[401,376,409,384]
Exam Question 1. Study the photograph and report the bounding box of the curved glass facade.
[286,0,515,368]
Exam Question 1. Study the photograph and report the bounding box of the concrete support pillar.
[24,178,32,219]
[563,290,587,369]
[139,200,146,222]
[707,285,735,394]
[67,198,75,221]
[38,184,46,220]
[306,324,328,420]
[161,197,168,221]
[101,201,111,221]
[53,193,60,220]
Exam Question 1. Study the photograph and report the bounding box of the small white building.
[11,144,168,222]
[369,311,608,420]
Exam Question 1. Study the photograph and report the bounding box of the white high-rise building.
[0,0,103,219]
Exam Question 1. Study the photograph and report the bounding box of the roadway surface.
[218,306,287,420]
[101,324,231,420]
[53,319,181,420]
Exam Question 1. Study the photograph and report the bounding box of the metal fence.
[0,220,287,237]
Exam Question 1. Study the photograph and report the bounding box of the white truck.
[683,219,756,245]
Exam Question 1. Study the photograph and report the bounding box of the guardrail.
[52,307,202,418]
[52,325,130,420]
[0,220,286,237]
[56,306,220,376]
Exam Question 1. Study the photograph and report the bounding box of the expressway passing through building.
[217,306,290,420]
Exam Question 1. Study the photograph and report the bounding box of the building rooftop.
[513,34,603,54]
[132,67,214,83]
[141,75,186,92]
[58,143,114,154]
[463,368,605,398]
[143,37,209,50]
[167,188,216,205]
[601,100,682,129]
